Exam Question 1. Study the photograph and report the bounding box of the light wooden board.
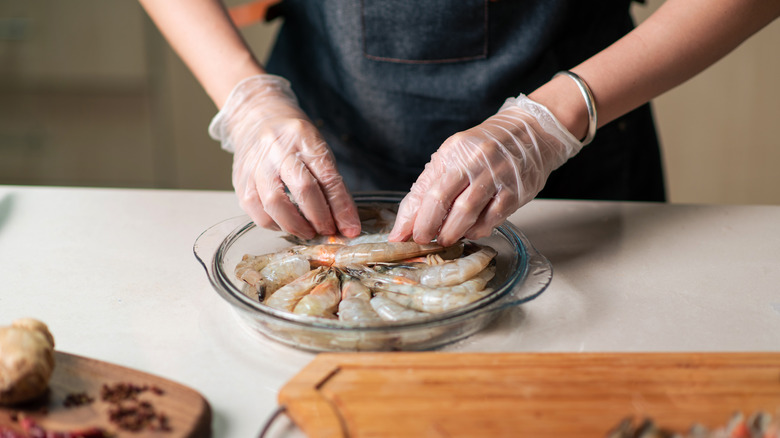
[0,351,211,437]
[278,352,780,438]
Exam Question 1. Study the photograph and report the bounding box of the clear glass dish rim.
[195,191,552,332]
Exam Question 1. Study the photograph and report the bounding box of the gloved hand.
[209,74,361,239]
[388,94,584,247]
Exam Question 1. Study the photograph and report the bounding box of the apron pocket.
[362,0,487,63]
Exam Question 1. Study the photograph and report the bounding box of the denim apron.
[265,0,666,201]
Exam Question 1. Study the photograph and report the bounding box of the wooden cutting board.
[277,352,780,438]
[0,351,211,437]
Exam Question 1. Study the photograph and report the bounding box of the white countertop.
[1,186,779,437]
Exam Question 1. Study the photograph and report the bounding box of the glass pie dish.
[193,192,552,352]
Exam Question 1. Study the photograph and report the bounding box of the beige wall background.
[631,1,780,205]
[1,1,778,205]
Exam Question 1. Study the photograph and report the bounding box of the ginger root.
[0,318,55,405]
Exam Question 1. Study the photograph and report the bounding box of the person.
[139,0,779,246]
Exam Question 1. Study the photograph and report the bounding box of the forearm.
[139,0,265,108]
[530,0,780,140]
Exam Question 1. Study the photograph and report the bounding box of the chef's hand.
[389,94,583,247]
[209,74,361,239]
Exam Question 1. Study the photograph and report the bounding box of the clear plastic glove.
[209,74,361,239]
[388,94,584,247]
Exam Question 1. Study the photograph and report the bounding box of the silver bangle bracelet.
[554,70,597,146]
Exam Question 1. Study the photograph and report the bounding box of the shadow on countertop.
[0,192,14,235]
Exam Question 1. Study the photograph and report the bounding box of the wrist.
[210,56,267,109]
[528,73,593,143]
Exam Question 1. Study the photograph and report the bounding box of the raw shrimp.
[385,287,494,314]
[369,266,496,313]
[293,269,341,318]
[265,267,327,312]
[286,241,450,267]
[370,293,429,321]
[241,243,345,270]
[397,241,465,265]
[353,242,493,288]
[419,244,497,287]
[333,241,447,266]
[237,226,502,325]
[290,244,344,267]
[360,266,493,298]
[338,276,382,323]
[282,234,351,246]
[234,247,304,287]
[257,255,311,300]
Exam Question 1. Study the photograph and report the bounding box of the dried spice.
[150,386,165,396]
[108,401,170,432]
[100,382,170,433]
[99,382,163,402]
[1,382,171,437]
[63,392,95,408]
[100,383,147,404]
